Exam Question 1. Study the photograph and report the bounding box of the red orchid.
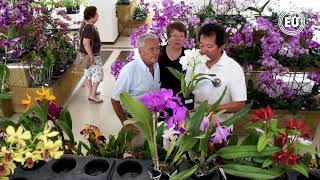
[273,146,301,166]
[277,131,288,146]
[285,118,311,138]
[252,105,273,123]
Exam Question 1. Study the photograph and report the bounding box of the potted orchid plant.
[120,88,253,179]
[215,106,317,179]
[168,48,215,110]
[0,124,64,178]
[120,88,191,179]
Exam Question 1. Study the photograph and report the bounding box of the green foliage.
[133,5,148,21]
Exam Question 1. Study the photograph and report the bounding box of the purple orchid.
[199,117,209,132]
[211,119,231,145]
[139,88,187,134]
[48,101,63,120]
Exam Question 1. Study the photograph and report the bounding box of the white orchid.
[179,49,210,71]
[162,128,180,151]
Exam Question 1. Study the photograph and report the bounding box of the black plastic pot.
[111,159,152,180]
[180,94,195,110]
[11,155,114,180]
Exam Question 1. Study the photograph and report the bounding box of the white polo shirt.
[186,51,247,119]
[112,55,161,101]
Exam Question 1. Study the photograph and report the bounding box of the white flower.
[162,128,180,151]
[179,49,210,70]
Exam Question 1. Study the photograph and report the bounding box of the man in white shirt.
[111,33,161,133]
[186,23,247,119]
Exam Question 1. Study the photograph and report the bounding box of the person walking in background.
[79,6,103,103]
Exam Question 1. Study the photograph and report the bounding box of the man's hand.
[124,124,140,135]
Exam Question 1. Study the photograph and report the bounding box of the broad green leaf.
[223,164,282,179]
[295,144,316,155]
[170,165,198,180]
[217,145,280,159]
[221,101,252,127]
[120,92,154,157]
[60,109,72,130]
[270,119,277,132]
[167,67,182,80]
[194,134,206,139]
[206,87,227,115]
[291,164,309,178]
[228,135,239,145]
[165,141,176,161]
[0,117,16,129]
[241,129,259,145]
[257,133,269,152]
[57,120,74,143]
[262,158,273,168]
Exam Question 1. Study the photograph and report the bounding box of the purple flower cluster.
[279,37,309,58]
[0,0,33,30]
[129,23,149,48]
[308,72,320,84]
[110,52,134,79]
[184,38,196,49]
[188,16,200,26]
[259,71,294,98]
[228,23,253,47]
[202,18,217,26]
[140,88,187,134]
[149,0,192,44]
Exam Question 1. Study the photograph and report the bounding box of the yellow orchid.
[37,124,59,142]
[36,86,49,98]
[37,139,63,162]
[35,86,56,102]
[45,93,56,102]
[0,161,16,178]
[23,151,43,169]
[6,126,31,147]
[21,93,32,110]
[0,147,24,163]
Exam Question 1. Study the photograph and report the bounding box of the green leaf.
[165,141,176,161]
[228,135,239,145]
[262,158,273,168]
[257,133,269,152]
[221,101,252,127]
[291,164,309,178]
[170,165,198,180]
[60,109,72,130]
[120,92,154,157]
[167,67,182,80]
[217,146,280,159]
[260,0,271,13]
[295,144,317,155]
[0,117,17,129]
[223,164,282,179]
[207,87,227,115]
[241,129,260,145]
[0,92,13,100]
[270,119,277,132]
[56,120,74,143]
[0,64,10,80]
[246,7,261,13]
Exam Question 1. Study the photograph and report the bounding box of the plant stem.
[152,113,159,170]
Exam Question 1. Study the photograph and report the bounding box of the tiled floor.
[65,36,137,144]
